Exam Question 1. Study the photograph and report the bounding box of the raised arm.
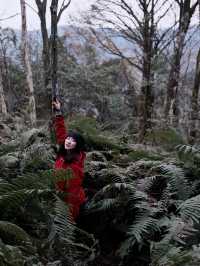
[53,99,67,144]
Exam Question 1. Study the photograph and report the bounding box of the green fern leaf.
[0,221,31,246]
[178,195,200,223]
[128,213,160,243]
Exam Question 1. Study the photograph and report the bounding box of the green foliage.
[152,163,190,200]
[175,144,200,196]
[127,150,163,162]
[68,115,99,136]
[0,221,32,247]
[0,239,25,266]
[85,133,125,151]
[127,215,160,243]
[20,143,54,173]
[176,144,200,166]
[151,244,200,266]
[50,195,75,242]
[86,182,136,212]
[145,128,185,150]
[178,195,200,224]
[0,169,73,211]
[68,115,125,151]
[0,142,19,157]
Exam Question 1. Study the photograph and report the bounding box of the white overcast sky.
[0,0,199,30]
[0,0,94,30]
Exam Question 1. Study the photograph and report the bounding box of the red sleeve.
[53,115,67,144]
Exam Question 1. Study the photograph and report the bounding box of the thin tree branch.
[25,1,38,14]
[0,13,20,21]
[57,0,71,22]
[90,27,142,72]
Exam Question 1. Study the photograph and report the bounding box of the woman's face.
[64,136,77,150]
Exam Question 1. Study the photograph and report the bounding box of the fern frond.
[102,182,135,192]
[86,198,119,212]
[158,184,171,209]
[0,189,36,209]
[51,196,75,242]
[86,182,136,211]
[0,169,73,192]
[127,213,160,243]
[117,238,136,258]
[0,221,31,245]
[178,195,200,224]
[158,163,190,200]
[158,216,196,246]
[49,196,97,261]
[151,243,184,266]
[0,169,74,210]
[128,190,149,211]
[176,144,199,156]
[144,175,159,191]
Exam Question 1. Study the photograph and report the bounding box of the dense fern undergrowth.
[1,117,200,265]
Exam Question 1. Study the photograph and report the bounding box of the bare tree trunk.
[165,30,185,125]
[35,0,50,89]
[35,0,71,92]
[50,0,58,99]
[189,48,200,144]
[20,0,37,126]
[0,70,7,115]
[139,57,153,141]
[138,0,154,142]
[165,0,198,125]
[87,0,171,141]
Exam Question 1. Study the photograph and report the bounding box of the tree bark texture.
[189,48,200,143]
[35,0,50,89]
[87,0,166,141]
[0,70,7,115]
[20,0,37,126]
[50,0,59,100]
[138,0,154,141]
[165,0,198,125]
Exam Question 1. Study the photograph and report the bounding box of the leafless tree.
[189,47,200,143]
[0,27,16,111]
[164,0,199,125]
[35,0,50,89]
[20,0,37,126]
[35,0,71,91]
[86,0,174,141]
[189,0,200,143]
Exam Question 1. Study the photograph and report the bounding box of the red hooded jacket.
[53,115,86,219]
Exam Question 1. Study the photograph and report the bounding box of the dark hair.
[67,131,86,152]
[57,131,86,163]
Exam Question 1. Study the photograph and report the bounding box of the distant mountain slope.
[6,25,200,70]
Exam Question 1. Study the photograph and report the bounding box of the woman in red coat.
[53,99,86,220]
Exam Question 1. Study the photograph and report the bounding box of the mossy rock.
[145,128,185,151]
[0,153,20,179]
